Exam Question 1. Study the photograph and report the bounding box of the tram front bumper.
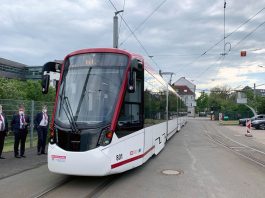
[48,144,111,176]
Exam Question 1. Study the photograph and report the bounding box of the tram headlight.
[98,127,113,146]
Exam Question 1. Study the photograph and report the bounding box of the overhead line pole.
[113,10,124,48]
[223,1,226,56]
[108,0,162,70]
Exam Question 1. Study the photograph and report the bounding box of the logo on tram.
[130,148,141,156]
[51,155,67,162]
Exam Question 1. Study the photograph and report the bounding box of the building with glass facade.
[0,57,42,80]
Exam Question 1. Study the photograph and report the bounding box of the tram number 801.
[116,154,123,161]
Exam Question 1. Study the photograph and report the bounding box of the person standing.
[11,105,30,158]
[0,105,8,159]
[34,105,49,155]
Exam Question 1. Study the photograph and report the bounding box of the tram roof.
[65,48,179,97]
[67,48,143,60]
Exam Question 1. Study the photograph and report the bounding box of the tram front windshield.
[56,53,128,129]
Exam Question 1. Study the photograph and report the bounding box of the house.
[173,77,196,117]
[242,86,265,97]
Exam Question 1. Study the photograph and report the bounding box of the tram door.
[116,60,144,138]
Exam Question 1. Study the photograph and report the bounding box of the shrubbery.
[0,78,56,102]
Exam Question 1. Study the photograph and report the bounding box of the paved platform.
[0,147,47,179]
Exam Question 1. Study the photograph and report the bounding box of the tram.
[42,48,187,176]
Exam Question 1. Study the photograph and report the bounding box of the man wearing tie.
[0,104,8,159]
[34,105,49,155]
[11,105,30,158]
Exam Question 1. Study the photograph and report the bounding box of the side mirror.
[128,71,136,93]
[42,74,50,94]
[131,59,143,71]
[41,61,62,94]
[128,59,143,93]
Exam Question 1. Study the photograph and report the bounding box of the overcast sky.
[1,0,265,92]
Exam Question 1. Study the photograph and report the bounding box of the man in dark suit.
[11,105,30,158]
[34,105,49,155]
[0,104,8,159]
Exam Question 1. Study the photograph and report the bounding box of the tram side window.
[144,71,167,127]
[116,75,144,138]
[168,91,179,120]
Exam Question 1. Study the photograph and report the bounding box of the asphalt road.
[0,118,265,198]
[96,118,265,198]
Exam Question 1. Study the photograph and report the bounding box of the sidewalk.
[0,147,47,179]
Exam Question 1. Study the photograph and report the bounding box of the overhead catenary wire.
[118,0,126,36]
[119,0,168,46]
[217,19,265,90]
[195,55,225,79]
[256,83,265,88]
[181,5,265,82]
[201,5,265,57]
[181,5,265,73]
[107,0,162,70]
[231,20,265,51]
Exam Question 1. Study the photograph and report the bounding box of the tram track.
[32,174,120,198]
[32,176,73,198]
[202,121,265,168]
[85,175,120,198]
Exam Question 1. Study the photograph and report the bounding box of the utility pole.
[254,83,256,100]
[220,0,231,56]
[113,10,124,48]
[223,0,226,56]
[254,83,258,113]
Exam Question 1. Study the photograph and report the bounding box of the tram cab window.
[116,70,144,138]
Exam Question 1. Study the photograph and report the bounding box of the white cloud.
[0,0,264,91]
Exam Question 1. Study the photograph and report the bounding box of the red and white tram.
[42,48,187,176]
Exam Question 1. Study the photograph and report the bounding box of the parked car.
[239,117,253,126]
[251,119,265,130]
[239,114,265,126]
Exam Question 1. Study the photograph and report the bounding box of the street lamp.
[113,10,124,48]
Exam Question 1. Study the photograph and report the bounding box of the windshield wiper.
[75,67,92,118]
[61,96,79,133]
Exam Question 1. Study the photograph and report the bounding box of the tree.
[196,91,208,112]
[0,78,56,102]
[199,86,254,119]
[208,86,232,112]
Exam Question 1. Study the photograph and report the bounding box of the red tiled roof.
[172,85,194,95]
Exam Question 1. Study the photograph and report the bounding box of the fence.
[0,99,54,152]
[212,110,254,121]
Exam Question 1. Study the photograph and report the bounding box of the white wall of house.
[174,77,196,117]
[180,94,196,117]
